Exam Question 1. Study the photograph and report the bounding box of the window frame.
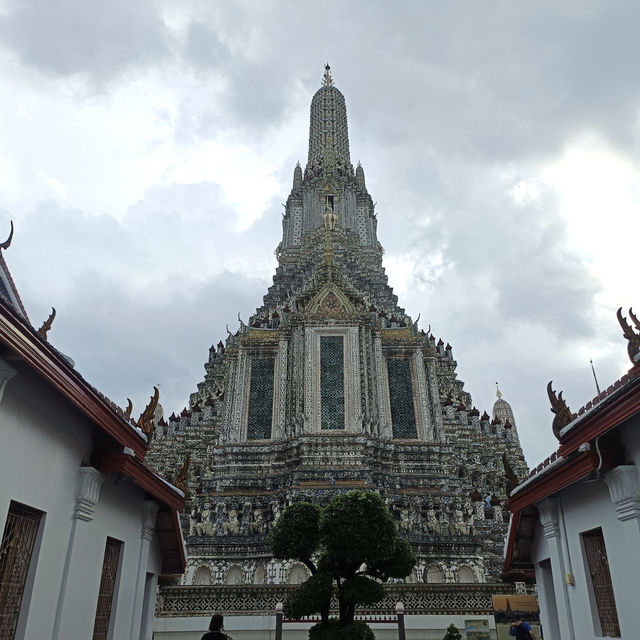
[0,501,43,640]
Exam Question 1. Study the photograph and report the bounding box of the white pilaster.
[53,467,105,640]
[535,497,575,640]
[130,500,160,639]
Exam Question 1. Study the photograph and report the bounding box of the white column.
[536,497,575,640]
[412,349,432,441]
[130,500,159,639]
[52,467,105,640]
[373,334,392,438]
[273,336,288,439]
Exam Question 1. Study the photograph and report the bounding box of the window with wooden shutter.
[582,528,620,637]
[92,537,122,640]
[0,502,42,640]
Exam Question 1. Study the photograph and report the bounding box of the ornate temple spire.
[493,383,518,440]
[293,162,302,190]
[307,64,351,170]
[356,162,366,190]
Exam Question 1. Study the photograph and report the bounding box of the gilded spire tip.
[323,63,333,87]
[495,382,502,400]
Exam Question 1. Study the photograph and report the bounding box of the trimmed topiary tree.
[442,623,463,640]
[270,491,416,637]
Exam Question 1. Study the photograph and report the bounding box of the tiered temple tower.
[148,66,527,593]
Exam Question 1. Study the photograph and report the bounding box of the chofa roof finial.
[37,307,56,340]
[137,386,160,439]
[547,381,573,440]
[323,63,333,87]
[616,307,640,364]
[0,220,14,251]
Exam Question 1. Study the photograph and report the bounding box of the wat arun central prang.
[149,65,527,591]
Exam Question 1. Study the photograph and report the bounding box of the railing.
[156,583,516,617]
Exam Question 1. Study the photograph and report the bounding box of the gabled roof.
[504,360,640,574]
[0,222,30,321]
[0,290,186,579]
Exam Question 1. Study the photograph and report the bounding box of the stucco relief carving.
[536,497,560,538]
[74,467,105,522]
[605,465,640,521]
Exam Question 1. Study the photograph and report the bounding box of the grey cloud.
[0,0,171,82]
[184,21,229,71]
[45,268,266,418]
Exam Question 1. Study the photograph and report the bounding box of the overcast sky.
[1,0,638,466]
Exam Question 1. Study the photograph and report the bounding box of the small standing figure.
[222,509,240,535]
[509,614,538,640]
[201,613,229,640]
[189,506,199,537]
[251,508,266,534]
[424,507,440,535]
[322,199,337,231]
[196,504,214,536]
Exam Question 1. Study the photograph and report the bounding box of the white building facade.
[0,240,186,640]
[505,319,640,640]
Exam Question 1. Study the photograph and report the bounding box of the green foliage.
[284,573,333,619]
[339,576,384,607]
[270,501,321,562]
[309,619,375,640]
[270,490,416,630]
[442,623,463,640]
[320,491,397,571]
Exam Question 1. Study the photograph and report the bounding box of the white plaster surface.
[529,413,640,640]
[0,361,170,639]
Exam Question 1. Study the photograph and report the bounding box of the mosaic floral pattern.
[388,359,418,438]
[247,359,275,439]
[321,336,345,429]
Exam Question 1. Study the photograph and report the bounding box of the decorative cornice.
[536,497,560,539]
[0,356,16,402]
[604,465,640,521]
[74,467,105,522]
[100,453,185,511]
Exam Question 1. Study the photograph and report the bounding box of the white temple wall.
[531,463,640,640]
[0,360,168,640]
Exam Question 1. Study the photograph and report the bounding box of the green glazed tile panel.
[247,358,275,439]
[321,335,345,430]
[387,359,417,438]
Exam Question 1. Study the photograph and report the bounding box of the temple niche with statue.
[148,66,528,624]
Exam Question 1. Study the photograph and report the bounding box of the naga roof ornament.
[174,454,191,496]
[547,381,573,439]
[137,386,160,439]
[616,306,640,364]
[0,220,14,251]
[36,307,56,340]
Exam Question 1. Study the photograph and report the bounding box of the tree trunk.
[337,585,356,626]
[320,603,330,626]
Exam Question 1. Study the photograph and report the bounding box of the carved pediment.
[307,283,356,319]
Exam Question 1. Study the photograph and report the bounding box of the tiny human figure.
[509,615,537,640]
[201,613,228,640]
